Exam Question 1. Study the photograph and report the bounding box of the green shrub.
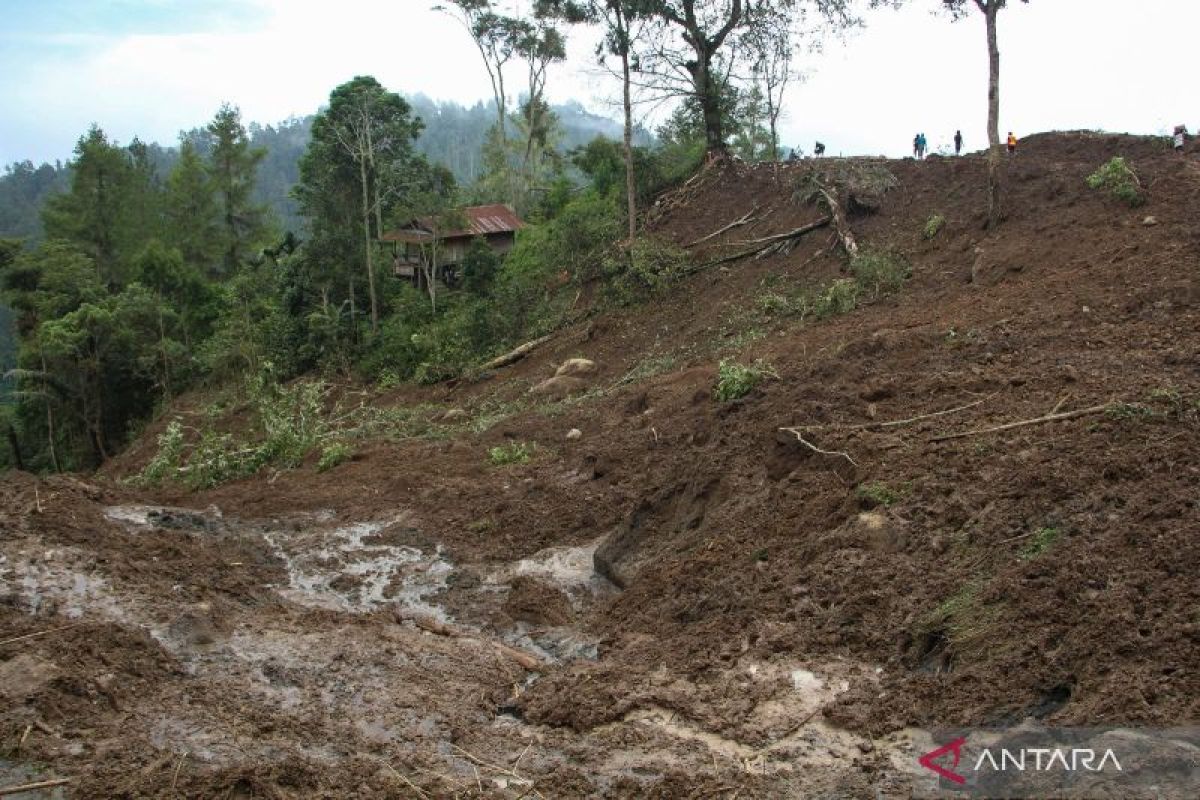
[714,359,776,402]
[1021,526,1061,559]
[1106,402,1153,421]
[923,214,946,240]
[488,441,533,466]
[850,250,910,296]
[856,481,905,508]
[756,290,798,316]
[317,442,353,472]
[138,420,184,486]
[1086,157,1145,206]
[604,236,690,305]
[809,278,861,318]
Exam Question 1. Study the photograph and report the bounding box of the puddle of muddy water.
[261,517,454,618]
[1,550,129,623]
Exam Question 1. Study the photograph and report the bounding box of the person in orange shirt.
[1007,131,1018,156]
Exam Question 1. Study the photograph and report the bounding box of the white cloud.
[2,0,1197,164]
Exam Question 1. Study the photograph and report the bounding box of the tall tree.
[582,0,652,241]
[639,1,887,155]
[437,1,525,142]
[164,140,222,275]
[642,0,747,155]
[944,0,1029,229]
[301,76,425,333]
[742,0,796,164]
[42,126,133,285]
[206,104,268,275]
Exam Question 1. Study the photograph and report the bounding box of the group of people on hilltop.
[913,130,1018,159]
[785,124,1189,163]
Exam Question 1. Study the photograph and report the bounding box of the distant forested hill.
[0,96,647,241]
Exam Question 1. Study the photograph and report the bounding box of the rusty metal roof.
[381,204,525,243]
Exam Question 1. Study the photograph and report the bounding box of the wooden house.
[382,204,525,287]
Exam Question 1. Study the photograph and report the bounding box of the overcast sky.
[1,0,1194,166]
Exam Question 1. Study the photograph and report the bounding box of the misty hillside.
[0,95,648,242]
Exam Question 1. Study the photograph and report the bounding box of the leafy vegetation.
[856,481,905,508]
[714,359,776,402]
[317,442,354,472]
[1086,157,1145,206]
[850,250,911,297]
[1021,526,1062,559]
[488,441,534,466]
[923,213,946,239]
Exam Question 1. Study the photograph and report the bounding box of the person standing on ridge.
[913,133,921,159]
[1173,125,1188,153]
[1007,131,1018,156]
[954,130,964,156]
[915,133,927,160]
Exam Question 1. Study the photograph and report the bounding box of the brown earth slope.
[3,133,1198,798]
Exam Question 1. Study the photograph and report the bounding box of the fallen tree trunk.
[478,334,554,373]
[686,217,832,274]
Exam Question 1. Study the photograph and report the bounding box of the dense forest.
[0,0,839,477]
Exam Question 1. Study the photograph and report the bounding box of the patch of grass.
[850,250,911,297]
[1147,387,1196,418]
[923,214,946,240]
[809,278,861,319]
[752,548,770,563]
[376,369,402,390]
[856,481,906,508]
[1086,157,1145,207]
[1106,402,1154,421]
[316,442,353,472]
[469,397,531,434]
[756,290,798,317]
[488,441,534,466]
[615,354,678,387]
[467,518,496,533]
[714,359,777,402]
[1021,526,1062,560]
[918,582,1000,657]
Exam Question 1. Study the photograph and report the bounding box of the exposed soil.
[4,133,1199,797]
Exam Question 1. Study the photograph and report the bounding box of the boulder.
[530,375,587,399]
[566,428,583,440]
[555,358,597,377]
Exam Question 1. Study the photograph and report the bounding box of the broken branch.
[930,404,1110,443]
[686,218,831,274]
[802,394,997,432]
[684,205,760,248]
[0,778,73,797]
[0,622,86,648]
[779,428,858,467]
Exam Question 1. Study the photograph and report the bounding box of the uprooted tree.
[943,0,1030,229]
[794,161,899,259]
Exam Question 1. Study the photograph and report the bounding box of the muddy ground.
[3,133,1199,797]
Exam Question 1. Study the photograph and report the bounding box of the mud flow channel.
[2,503,933,797]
